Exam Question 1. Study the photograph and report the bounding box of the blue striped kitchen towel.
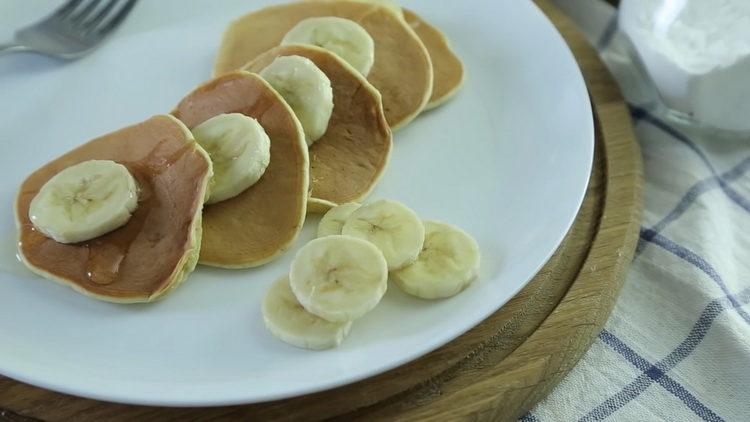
[523,2,750,421]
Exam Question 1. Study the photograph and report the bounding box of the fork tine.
[82,0,120,29]
[70,0,103,24]
[52,0,84,19]
[90,0,137,34]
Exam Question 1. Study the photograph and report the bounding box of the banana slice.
[290,235,388,322]
[317,202,361,237]
[28,160,138,244]
[192,113,271,204]
[259,55,333,145]
[341,199,424,270]
[281,17,375,77]
[392,221,480,299]
[263,276,353,350]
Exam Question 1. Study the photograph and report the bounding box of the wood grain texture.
[0,1,642,420]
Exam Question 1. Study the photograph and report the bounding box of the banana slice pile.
[263,198,480,350]
[263,235,387,349]
[329,200,481,298]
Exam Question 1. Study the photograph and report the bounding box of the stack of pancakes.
[15,0,464,303]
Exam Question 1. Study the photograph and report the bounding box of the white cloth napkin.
[523,2,750,421]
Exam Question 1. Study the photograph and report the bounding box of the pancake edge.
[404,8,465,110]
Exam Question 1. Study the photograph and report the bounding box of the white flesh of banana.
[192,113,271,205]
[289,235,388,322]
[281,17,376,77]
[392,221,480,299]
[28,160,139,244]
[262,275,353,350]
[341,199,424,270]
[317,202,361,237]
[259,55,334,146]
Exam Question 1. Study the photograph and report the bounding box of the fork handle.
[0,42,31,57]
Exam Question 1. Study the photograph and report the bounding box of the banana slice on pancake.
[15,115,212,303]
[192,113,271,204]
[281,16,375,77]
[173,71,309,268]
[28,160,139,244]
[245,44,391,213]
[214,0,433,131]
[258,55,334,145]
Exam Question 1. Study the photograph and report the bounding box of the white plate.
[0,0,593,406]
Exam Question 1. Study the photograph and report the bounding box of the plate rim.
[0,1,594,406]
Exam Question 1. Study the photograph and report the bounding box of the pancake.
[403,8,464,109]
[214,0,433,131]
[15,115,212,303]
[173,71,309,268]
[244,44,391,213]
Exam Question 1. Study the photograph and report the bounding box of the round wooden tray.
[0,2,642,421]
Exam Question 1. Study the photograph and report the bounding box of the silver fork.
[0,0,138,59]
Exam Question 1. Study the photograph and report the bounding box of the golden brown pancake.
[15,115,212,303]
[214,0,433,131]
[173,71,309,268]
[403,8,464,109]
[244,44,391,213]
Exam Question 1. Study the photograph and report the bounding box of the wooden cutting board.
[0,1,642,420]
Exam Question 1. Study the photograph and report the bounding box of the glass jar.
[618,0,750,134]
